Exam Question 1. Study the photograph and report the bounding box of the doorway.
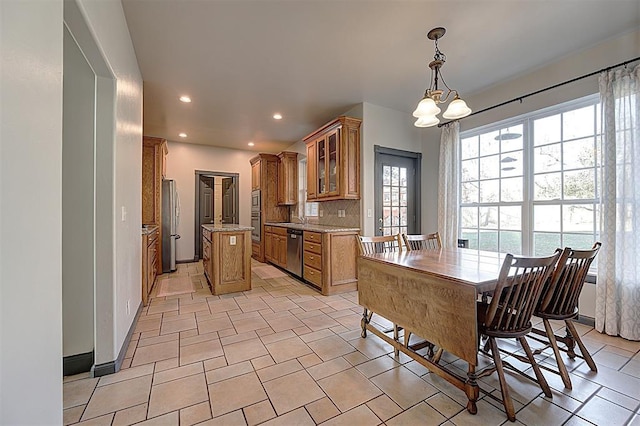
[194,170,239,259]
[374,145,422,236]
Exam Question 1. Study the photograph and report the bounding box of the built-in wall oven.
[251,190,261,242]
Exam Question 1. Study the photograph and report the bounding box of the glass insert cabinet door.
[316,129,340,197]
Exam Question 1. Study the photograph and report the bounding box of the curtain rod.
[438,56,640,128]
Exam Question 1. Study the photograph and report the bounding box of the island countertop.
[202,224,254,232]
[264,222,359,233]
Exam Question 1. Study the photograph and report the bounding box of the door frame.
[194,170,239,260]
[374,145,422,236]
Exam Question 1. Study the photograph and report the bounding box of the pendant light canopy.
[413,27,471,127]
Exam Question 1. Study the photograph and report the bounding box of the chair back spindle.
[401,232,442,251]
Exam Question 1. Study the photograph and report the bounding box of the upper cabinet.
[277,151,298,206]
[304,116,361,201]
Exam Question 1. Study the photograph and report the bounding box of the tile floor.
[63,261,640,425]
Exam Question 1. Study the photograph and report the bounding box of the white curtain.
[438,121,460,249]
[596,64,640,341]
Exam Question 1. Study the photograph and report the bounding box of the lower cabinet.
[264,226,287,269]
[142,227,159,305]
[303,230,358,295]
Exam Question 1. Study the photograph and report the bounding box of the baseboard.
[93,300,143,377]
[63,351,94,376]
[576,315,595,328]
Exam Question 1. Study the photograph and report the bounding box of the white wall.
[75,0,144,364]
[1,0,64,423]
[166,142,256,261]
[360,103,423,236]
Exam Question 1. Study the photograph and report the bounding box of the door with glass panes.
[374,147,421,236]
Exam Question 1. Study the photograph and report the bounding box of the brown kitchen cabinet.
[141,226,159,305]
[304,116,361,201]
[249,154,289,262]
[264,225,288,269]
[142,136,167,274]
[302,230,358,295]
[277,151,298,205]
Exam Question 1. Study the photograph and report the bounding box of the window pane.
[391,187,399,205]
[534,172,561,200]
[563,105,594,140]
[500,151,522,177]
[383,187,390,206]
[400,168,407,186]
[563,137,595,169]
[461,229,478,249]
[501,177,523,202]
[480,131,500,156]
[479,206,498,229]
[534,143,561,173]
[499,124,523,152]
[383,207,391,226]
[479,155,500,179]
[461,136,479,160]
[391,207,399,225]
[400,207,407,226]
[534,205,561,232]
[479,179,499,203]
[479,231,498,252]
[391,167,399,186]
[563,204,595,232]
[500,231,522,255]
[534,114,561,146]
[383,166,390,185]
[461,182,479,203]
[461,159,478,182]
[564,233,596,250]
[564,169,595,199]
[534,233,561,256]
[461,207,478,228]
[400,187,407,206]
[500,206,521,229]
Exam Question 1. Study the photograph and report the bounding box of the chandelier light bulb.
[412,97,441,118]
[442,97,472,120]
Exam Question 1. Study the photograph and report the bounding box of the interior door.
[222,177,236,223]
[374,147,421,236]
[198,176,214,258]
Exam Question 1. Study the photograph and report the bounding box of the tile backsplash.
[290,199,360,229]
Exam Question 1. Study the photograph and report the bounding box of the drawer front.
[304,251,322,270]
[304,266,322,288]
[264,225,273,233]
[303,241,322,255]
[273,227,288,236]
[304,231,322,243]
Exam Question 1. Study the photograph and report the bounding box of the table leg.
[465,364,479,415]
[361,308,372,338]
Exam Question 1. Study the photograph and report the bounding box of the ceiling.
[121,0,639,153]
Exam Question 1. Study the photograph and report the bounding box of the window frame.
[459,94,601,257]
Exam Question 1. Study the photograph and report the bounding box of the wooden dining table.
[357,247,507,416]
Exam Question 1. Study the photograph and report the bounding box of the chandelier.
[413,27,472,127]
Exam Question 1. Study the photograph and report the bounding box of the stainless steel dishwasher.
[286,228,303,278]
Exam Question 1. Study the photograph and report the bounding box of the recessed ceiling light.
[248,142,255,147]
[179,132,187,138]
[179,96,192,103]
[273,113,283,120]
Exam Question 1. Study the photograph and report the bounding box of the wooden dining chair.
[529,242,602,389]
[357,234,402,255]
[357,234,403,355]
[476,251,561,422]
[402,232,442,251]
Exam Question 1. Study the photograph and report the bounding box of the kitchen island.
[202,224,253,295]
[264,222,359,295]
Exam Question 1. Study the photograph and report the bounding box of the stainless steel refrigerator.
[162,179,180,272]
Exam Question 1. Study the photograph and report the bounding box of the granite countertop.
[141,224,159,235]
[202,223,254,232]
[264,222,360,233]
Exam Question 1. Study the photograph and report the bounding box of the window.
[381,164,409,236]
[459,95,600,256]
